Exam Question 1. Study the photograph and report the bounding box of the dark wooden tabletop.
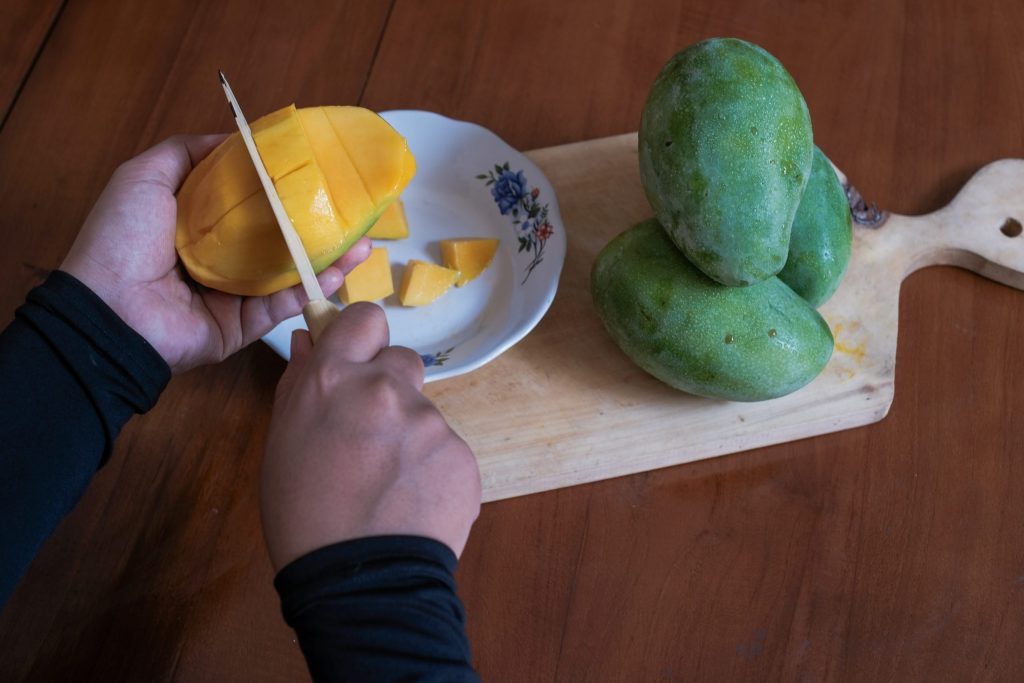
[2,1,1023,680]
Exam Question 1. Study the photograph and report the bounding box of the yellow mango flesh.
[175,136,261,245]
[340,247,394,304]
[398,260,459,307]
[251,105,311,180]
[185,192,286,281]
[367,200,409,239]
[272,162,343,257]
[297,107,376,227]
[176,105,415,296]
[440,238,499,286]
[324,107,415,205]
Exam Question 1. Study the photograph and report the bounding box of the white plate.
[262,110,567,382]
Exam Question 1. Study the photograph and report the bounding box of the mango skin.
[639,38,814,286]
[591,220,834,401]
[778,147,852,307]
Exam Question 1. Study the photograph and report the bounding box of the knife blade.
[218,70,340,342]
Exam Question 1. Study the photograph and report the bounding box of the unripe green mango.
[778,146,853,307]
[591,220,834,401]
[639,38,813,286]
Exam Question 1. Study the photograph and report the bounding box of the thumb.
[275,329,314,404]
[290,328,314,362]
[116,133,228,193]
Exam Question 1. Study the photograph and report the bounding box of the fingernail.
[323,268,342,290]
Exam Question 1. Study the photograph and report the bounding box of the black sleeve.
[1,273,479,682]
[0,271,170,607]
[275,535,480,682]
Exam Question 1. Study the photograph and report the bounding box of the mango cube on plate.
[340,247,393,304]
[366,200,409,239]
[440,238,499,286]
[399,259,459,306]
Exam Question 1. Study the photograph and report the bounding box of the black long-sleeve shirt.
[0,271,478,682]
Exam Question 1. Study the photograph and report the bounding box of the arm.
[276,536,478,682]
[263,305,483,682]
[0,271,168,606]
[0,134,365,608]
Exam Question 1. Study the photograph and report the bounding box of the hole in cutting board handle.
[1001,218,1022,237]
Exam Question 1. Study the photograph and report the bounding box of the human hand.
[60,135,371,373]
[261,303,481,571]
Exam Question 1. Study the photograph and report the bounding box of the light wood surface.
[429,134,1024,501]
[2,1,1024,681]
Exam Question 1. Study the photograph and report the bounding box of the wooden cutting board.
[425,133,1024,503]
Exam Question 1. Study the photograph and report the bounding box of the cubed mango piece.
[367,200,409,239]
[440,238,499,286]
[340,247,393,304]
[398,260,459,307]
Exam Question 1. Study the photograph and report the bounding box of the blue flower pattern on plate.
[420,348,454,367]
[490,169,529,215]
[478,162,554,284]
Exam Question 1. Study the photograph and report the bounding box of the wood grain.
[0,0,62,127]
[1,0,1023,681]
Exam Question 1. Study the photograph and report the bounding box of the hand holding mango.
[60,134,370,373]
[592,38,853,401]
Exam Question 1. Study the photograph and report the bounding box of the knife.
[218,70,340,342]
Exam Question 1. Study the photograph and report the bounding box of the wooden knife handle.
[302,298,342,343]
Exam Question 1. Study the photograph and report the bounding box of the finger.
[273,239,370,312]
[338,237,372,273]
[315,265,345,299]
[316,302,389,363]
[262,238,372,317]
[275,329,314,403]
[304,237,372,300]
[183,134,229,166]
[374,345,426,390]
[238,266,344,347]
[118,133,229,193]
[290,328,314,361]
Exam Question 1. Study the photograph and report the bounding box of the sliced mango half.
[176,105,416,296]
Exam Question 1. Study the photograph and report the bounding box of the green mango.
[778,146,853,307]
[591,220,834,401]
[639,38,813,286]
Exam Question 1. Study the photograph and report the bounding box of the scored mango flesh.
[175,105,416,296]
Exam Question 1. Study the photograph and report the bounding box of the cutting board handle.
[845,160,1024,291]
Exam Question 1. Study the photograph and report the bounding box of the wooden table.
[2,1,1023,680]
